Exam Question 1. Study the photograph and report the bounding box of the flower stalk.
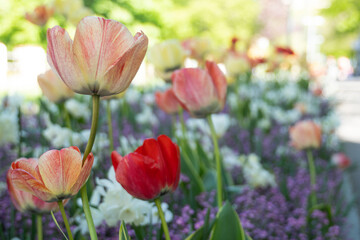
[58,201,73,240]
[207,115,223,208]
[154,198,171,240]
[80,95,100,240]
[106,100,114,152]
[36,214,43,240]
[307,149,317,206]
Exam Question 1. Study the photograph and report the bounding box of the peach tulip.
[25,5,54,26]
[38,69,74,103]
[289,120,322,150]
[7,170,61,213]
[47,16,148,97]
[155,88,181,115]
[172,61,227,117]
[9,146,93,202]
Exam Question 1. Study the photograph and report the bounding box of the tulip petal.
[38,148,82,195]
[157,135,180,191]
[206,61,227,105]
[10,169,53,201]
[11,158,41,180]
[172,68,218,114]
[116,153,163,200]
[70,153,94,194]
[47,26,85,94]
[155,89,181,114]
[99,32,148,96]
[72,16,134,93]
[111,151,121,170]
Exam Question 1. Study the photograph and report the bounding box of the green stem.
[207,115,223,208]
[106,100,114,152]
[36,214,43,240]
[17,106,22,157]
[80,95,100,240]
[178,109,187,139]
[307,149,317,206]
[154,198,171,240]
[58,201,73,240]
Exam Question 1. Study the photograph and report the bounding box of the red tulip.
[275,46,295,56]
[155,88,181,114]
[289,120,322,150]
[9,147,94,202]
[47,16,148,97]
[111,135,180,200]
[172,61,227,117]
[331,153,351,169]
[25,5,54,26]
[7,170,61,213]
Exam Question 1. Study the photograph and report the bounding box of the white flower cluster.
[74,167,173,234]
[239,153,276,188]
[65,99,91,120]
[0,110,19,146]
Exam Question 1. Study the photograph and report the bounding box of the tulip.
[7,170,61,213]
[38,69,74,103]
[172,61,227,117]
[275,46,295,56]
[25,5,54,26]
[111,135,180,200]
[155,88,181,115]
[289,120,322,150]
[9,146,94,202]
[331,153,351,169]
[224,53,250,78]
[148,39,186,81]
[47,16,148,97]
[182,37,212,61]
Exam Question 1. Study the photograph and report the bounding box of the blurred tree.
[321,0,360,57]
[0,0,260,49]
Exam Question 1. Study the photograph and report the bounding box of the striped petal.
[10,169,53,202]
[47,26,85,94]
[70,153,94,194]
[72,16,134,94]
[99,32,148,96]
[38,147,82,196]
[206,61,227,106]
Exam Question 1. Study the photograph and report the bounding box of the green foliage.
[0,0,260,49]
[320,0,360,56]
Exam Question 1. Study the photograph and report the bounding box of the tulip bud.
[331,153,351,169]
[25,5,54,26]
[289,120,322,150]
[47,16,148,97]
[112,135,180,200]
[9,147,94,202]
[38,69,74,103]
[172,61,227,118]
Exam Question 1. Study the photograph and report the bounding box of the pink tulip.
[331,153,351,169]
[155,88,181,115]
[47,16,148,97]
[38,69,74,103]
[7,170,62,213]
[9,147,93,202]
[172,61,227,117]
[289,120,322,150]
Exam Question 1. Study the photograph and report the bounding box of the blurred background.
[1,0,360,238]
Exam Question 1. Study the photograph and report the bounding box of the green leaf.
[119,221,131,240]
[50,211,68,240]
[210,201,246,240]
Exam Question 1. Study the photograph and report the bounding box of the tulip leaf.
[210,201,246,240]
[50,211,68,240]
[119,221,131,240]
